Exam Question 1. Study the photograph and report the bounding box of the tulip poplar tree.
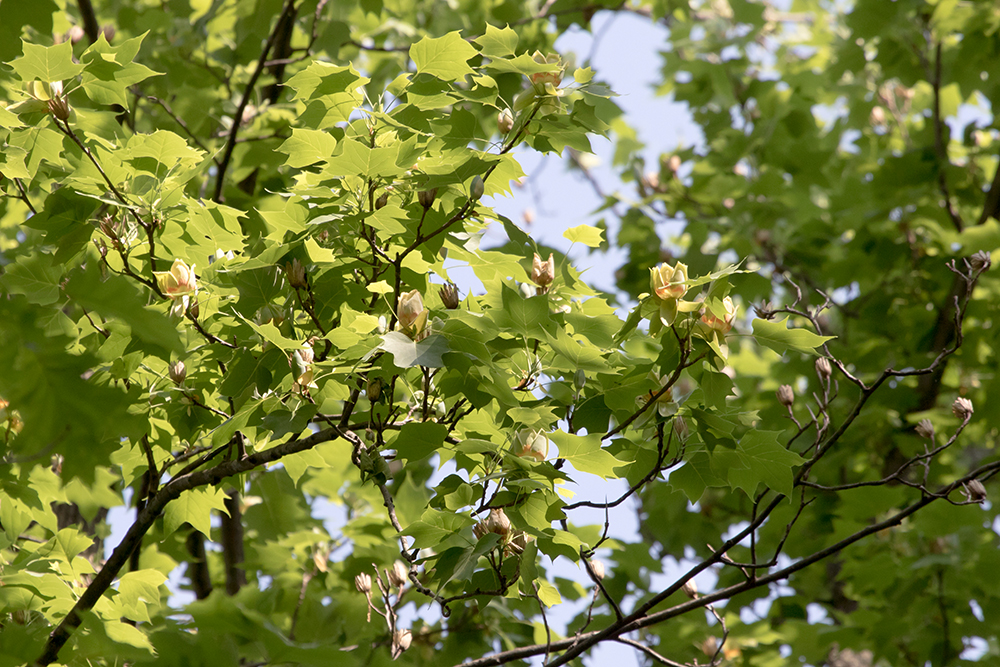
[1,1,999,666]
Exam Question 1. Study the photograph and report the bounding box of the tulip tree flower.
[154,259,198,299]
[497,108,514,134]
[701,296,738,334]
[397,290,429,340]
[650,262,692,326]
[650,262,688,300]
[515,430,549,462]
[531,253,555,289]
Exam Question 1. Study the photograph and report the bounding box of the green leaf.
[751,317,835,357]
[379,331,449,368]
[402,508,475,549]
[8,40,83,82]
[474,24,518,57]
[277,128,338,168]
[563,224,604,247]
[64,263,184,355]
[116,570,166,620]
[410,32,477,82]
[80,32,160,108]
[1,253,62,305]
[324,137,402,179]
[546,329,609,373]
[163,487,230,537]
[393,422,447,463]
[490,284,554,339]
[712,430,804,498]
[550,432,626,479]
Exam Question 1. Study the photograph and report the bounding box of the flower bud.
[531,253,555,288]
[367,377,384,402]
[574,369,587,391]
[354,572,372,594]
[815,357,832,381]
[397,290,428,339]
[498,108,514,134]
[375,192,389,210]
[169,360,186,385]
[439,282,460,309]
[417,188,437,209]
[470,175,485,201]
[154,259,198,300]
[650,262,688,300]
[700,297,738,334]
[67,25,85,44]
[484,508,512,538]
[515,430,549,462]
[682,579,698,599]
[391,629,412,660]
[965,479,987,503]
[188,298,200,319]
[285,258,307,289]
[952,397,974,421]
[777,385,794,408]
[915,419,935,440]
[589,559,605,580]
[389,560,408,588]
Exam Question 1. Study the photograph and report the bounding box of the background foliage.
[1,1,999,666]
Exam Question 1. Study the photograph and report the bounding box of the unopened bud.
[498,108,515,134]
[391,629,412,660]
[915,419,935,440]
[168,360,186,385]
[952,397,973,421]
[589,559,605,580]
[367,377,384,402]
[965,479,987,503]
[417,188,437,209]
[815,357,832,381]
[439,282,460,309]
[485,508,512,538]
[285,258,307,289]
[470,174,485,201]
[354,572,372,594]
[389,560,408,588]
[777,384,795,408]
[682,580,698,599]
[188,298,200,319]
[574,369,587,391]
[375,192,389,210]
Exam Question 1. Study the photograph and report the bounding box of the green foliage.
[0,1,997,667]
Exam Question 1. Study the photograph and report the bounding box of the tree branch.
[212,0,299,202]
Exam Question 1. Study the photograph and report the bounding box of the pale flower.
[397,290,428,339]
[531,253,555,288]
[529,51,564,89]
[515,430,549,462]
[701,296,737,334]
[650,262,688,300]
[154,259,198,299]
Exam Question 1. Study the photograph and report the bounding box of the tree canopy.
[1,1,998,666]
